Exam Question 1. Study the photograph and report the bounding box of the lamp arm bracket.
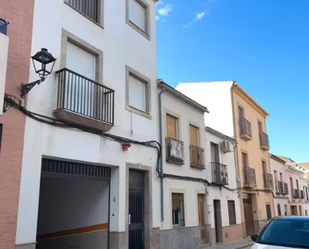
[21,78,45,98]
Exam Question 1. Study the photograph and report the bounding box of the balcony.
[293,189,300,199]
[259,132,270,150]
[239,118,252,141]
[283,183,288,195]
[189,145,205,170]
[54,68,115,131]
[276,181,289,195]
[65,0,100,23]
[165,138,184,165]
[0,18,9,116]
[263,173,273,189]
[243,167,256,187]
[211,162,228,185]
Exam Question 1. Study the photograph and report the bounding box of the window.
[172,193,185,227]
[65,0,103,25]
[262,161,266,174]
[256,219,309,247]
[284,205,288,216]
[126,0,150,38]
[189,124,199,146]
[166,114,178,139]
[228,200,236,225]
[238,106,244,119]
[279,172,283,182]
[126,66,150,117]
[242,152,248,168]
[305,210,308,216]
[277,204,281,216]
[210,142,219,163]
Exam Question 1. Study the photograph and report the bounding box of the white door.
[65,42,96,117]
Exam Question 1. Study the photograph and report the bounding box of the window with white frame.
[126,67,150,116]
[172,193,185,227]
[127,0,149,37]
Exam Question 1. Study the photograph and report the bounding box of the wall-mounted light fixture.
[21,48,56,98]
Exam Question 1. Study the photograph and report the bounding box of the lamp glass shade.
[31,48,56,78]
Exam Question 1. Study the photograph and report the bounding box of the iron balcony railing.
[211,162,229,185]
[243,167,256,187]
[165,137,184,165]
[66,0,100,23]
[259,132,269,148]
[189,145,205,170]
[275,181,288,195]
[239,118,252,138]
[263,173,273,189]
[0,18,9,35]
[55,68,115,125]
[276,181,283,194]
[294,189,300,199]
[283,182,288,194]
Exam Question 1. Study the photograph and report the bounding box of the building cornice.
[270,154,287,165]
[231,81,269,118]
[158,80,209,113]
[205,126,236,144]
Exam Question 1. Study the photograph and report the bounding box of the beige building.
[232,84,275,236]
[176,81,275,238]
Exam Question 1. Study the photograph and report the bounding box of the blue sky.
[156,0,309,162]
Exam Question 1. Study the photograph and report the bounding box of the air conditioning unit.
[220,140,232,153]
[166,139,184,163]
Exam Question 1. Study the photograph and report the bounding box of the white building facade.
[157,81,209,249]
[285,165,306,216]
[16,1,160,249]
[205,127,242,245]
[269,154,289,216]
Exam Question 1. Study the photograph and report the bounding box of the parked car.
[250,216,309,249]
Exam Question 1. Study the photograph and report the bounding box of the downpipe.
[158,83,165,222]
[233,142,241,198]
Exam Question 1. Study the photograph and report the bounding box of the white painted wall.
[37,177,109,235]
[205,130,241,228]
[160,90,207,230]
[269,157,289,216]
[16,0,159,245]
[176,81,234,137]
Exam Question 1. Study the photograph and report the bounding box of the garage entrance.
[36,158,111,249]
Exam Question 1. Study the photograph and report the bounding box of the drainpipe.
[233,142,241,198]
[158,82,165,222]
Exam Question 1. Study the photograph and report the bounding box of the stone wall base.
[16,243,36,249]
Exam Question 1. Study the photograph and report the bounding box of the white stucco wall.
[160,90,207,230]
[176,81,234,137]
[16,0,159,245]
[205,130,241,228]
[0,33,9,116]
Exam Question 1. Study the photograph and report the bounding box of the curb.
[234,242,254,249]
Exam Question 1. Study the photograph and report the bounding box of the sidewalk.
[200,237,254,249]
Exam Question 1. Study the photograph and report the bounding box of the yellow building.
[232,83,274,237]
[176,81,275,238]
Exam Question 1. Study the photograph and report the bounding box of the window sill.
[64,2,104,29]
[126,105,151,120]
[126,20,150,41]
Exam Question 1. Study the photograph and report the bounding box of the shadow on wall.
[36,176,109,249]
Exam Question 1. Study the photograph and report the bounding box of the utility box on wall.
[0,21,9,116]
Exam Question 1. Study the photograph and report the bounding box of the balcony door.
[211,143,221,182]
[65,41,96,117]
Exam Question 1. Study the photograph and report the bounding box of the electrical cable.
[4,96,162,176]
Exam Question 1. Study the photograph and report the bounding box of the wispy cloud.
[183,10,209,28]
[156,2,173,22]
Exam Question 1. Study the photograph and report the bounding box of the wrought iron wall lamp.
[20,48,56,98]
